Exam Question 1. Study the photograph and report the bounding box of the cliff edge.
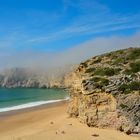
[67,47,140,134]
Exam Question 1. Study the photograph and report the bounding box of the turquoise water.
[0,88,68,112]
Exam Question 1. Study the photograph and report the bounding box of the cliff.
[0,66,74,88]
[67,47,140,134]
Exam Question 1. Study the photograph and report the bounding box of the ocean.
[0,88,68,113]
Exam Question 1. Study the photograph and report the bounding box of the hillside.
[67,47,140,134]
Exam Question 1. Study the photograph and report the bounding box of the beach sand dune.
[0,102,139,140]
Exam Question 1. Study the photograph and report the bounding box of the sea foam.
[0,97,69,113]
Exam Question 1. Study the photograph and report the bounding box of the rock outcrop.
[67,47,140,134]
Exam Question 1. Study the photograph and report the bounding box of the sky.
[0,0,140,69]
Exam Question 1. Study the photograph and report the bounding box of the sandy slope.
[0,102,139,140]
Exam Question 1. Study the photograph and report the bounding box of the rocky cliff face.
[0,66,73,88]
[67,47,140,134]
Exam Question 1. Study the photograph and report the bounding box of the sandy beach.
[0,101,139,140]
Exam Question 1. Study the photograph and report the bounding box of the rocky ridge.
[67,47,140,134]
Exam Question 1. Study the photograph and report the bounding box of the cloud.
[0,0,140,53]
[1,30,140,70]
[26,11,140,44]
[51,30,140,65]
[24,0,140,44]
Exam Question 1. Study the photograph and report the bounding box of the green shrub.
[123,69,133,75]
[130,61,140,73]
[94,68,114,76]
[129,82,140,91]
[90,77,109,89]
[82,80,86,83]
[106,52,112,57]
[92,58,102,64]
[80,62,88,68]
[117,50,124,54]
[120,104,128,109]
[123,61,140,74]
[127,48,140,60]
[90,77,109,85]
[85,67,96,73]
[94,67,121,76]
[119,82,140,94]
[100,78,109,86]
[90,77,101,82]
[118,84,130,93]
[114,68,122,74]
[112,58,126,65]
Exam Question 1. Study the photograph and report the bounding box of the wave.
[0,97,69,113]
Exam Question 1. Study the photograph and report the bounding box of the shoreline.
[0,87,68,113]
[0,100,68,119]
[0,101,139,140]
[0,98,69,113]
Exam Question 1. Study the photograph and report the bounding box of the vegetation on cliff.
[77,47,140,94]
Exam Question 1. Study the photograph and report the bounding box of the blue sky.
[0,0,140,69]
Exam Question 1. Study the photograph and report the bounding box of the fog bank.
[0,31,140,71]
